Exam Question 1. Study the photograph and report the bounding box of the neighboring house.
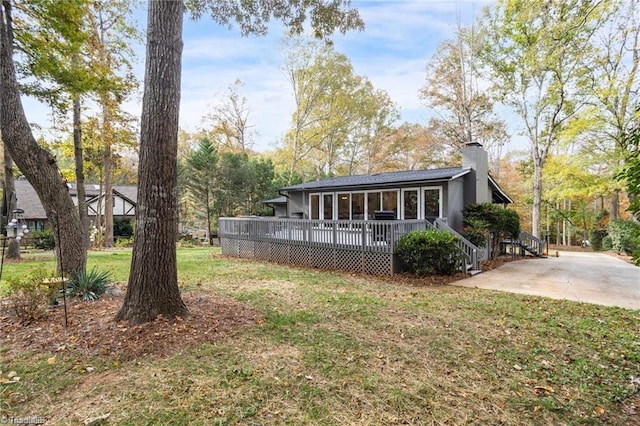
[276,143,511,232]
[11,179,137,231]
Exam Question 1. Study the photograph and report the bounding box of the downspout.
[278,190,291,218]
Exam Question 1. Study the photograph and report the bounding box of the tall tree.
[570,0,639,220]
[116,0,363,324]
[420,23,507,170]
[202,79,255,153]
[185,137,218,244]
[481,0,607,238]
[0,0,86,277]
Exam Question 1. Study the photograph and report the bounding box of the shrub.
[6,269,57,323]
[462,218,490,248]
[602,235,613,251]
[462,203,521,258]
[115,236,134,248]
[66,267,110,301]
[589,229,607,251]
[113,218,134,237]
[30,229,55,250]
[395,229,463,276]
[606,220,640,255]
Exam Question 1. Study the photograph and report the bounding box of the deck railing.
[219,217,434,254]
[518,231,546,256]
[433,218,483,271]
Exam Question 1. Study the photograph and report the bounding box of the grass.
[1,247,639,424]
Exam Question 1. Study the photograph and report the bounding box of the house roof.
[264,196,287,205]
[13,179,47,220]
[12,179,138,220]
[280,167,470,192]
[280,167,513,204]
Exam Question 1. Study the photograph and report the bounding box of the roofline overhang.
[488,175,513,204]
[280,177,461,194]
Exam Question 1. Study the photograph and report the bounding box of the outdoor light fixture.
[5,209,29,241]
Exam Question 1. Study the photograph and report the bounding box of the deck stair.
[503,231,546,257]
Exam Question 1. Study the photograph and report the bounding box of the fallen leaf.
[593,405,605,416]
[47,356,56,365]
[534,385,554,396]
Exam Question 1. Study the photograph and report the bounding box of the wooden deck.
[219,217,482,276]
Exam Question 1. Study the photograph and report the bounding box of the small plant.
[6,269,56,323]
[395,229,463,275]
[462,218,490,248]
[66,267,111,301]
[115,236,134,248]
[29,229,55,250]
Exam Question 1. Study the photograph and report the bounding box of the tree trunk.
[3,143,15,227]
[103,141,114,248]
[4,147,19,259]
[102,98,114,248]
[116,0,187,323]
[531,153,543,239]
[0,1,85,277]
[73,93,90,250]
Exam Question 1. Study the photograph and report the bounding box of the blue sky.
[25,0,498,153]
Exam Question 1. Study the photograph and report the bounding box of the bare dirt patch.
[0,290,264,360]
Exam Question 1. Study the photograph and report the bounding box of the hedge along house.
[219,143,514,275]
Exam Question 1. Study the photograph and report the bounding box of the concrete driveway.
[454,251,640,310]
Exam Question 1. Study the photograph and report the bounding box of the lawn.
[1,248,639,425]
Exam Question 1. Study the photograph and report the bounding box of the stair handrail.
[519,230,545,256]
[434,218,481,271]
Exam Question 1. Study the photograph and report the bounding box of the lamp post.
[6,208,29,259]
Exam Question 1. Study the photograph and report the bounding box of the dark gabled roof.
[489,176,513,204]
[280,167,470,192]
[264,196,287,205]
[13,179,138,220]
[13,179,47,220]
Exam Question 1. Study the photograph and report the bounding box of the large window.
[338,193,350,220]
[323,194,334,220]
[352,193,364,220]
[367,192,381,219]
[402,189,418,219]
[310,194,320,220]
[382,191,398,217]
[424,188,441,218]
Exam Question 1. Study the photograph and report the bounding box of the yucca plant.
[66,267,111,301]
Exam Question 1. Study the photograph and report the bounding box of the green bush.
[395,229,463,276]
[606,219,640,255]
[602,235,613,251]
[6,269,57,323]
[66,267,110,301]
[115,236,134,247]
[589,229,607,251]
[30,229,55,250]
[113,218,134,237]
[462,218,489,248]
[462,203,521,258]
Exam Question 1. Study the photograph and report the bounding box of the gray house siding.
[447,178,465,230]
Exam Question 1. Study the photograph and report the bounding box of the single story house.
[219,143,520,276]
[10,179,137,231]
[275,142,511,232]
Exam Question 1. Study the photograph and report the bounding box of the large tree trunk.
[73,93,90,250]
[3,145,18,259]
[102,98,114,248]
[0,1,85,277]
[531,153,543,239]
[116,0,187,323]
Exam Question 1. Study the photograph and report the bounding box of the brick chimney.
[462,142,490,204]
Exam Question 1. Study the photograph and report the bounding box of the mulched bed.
[0,289,264,360]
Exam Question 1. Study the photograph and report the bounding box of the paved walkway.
[453,251,640,310]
